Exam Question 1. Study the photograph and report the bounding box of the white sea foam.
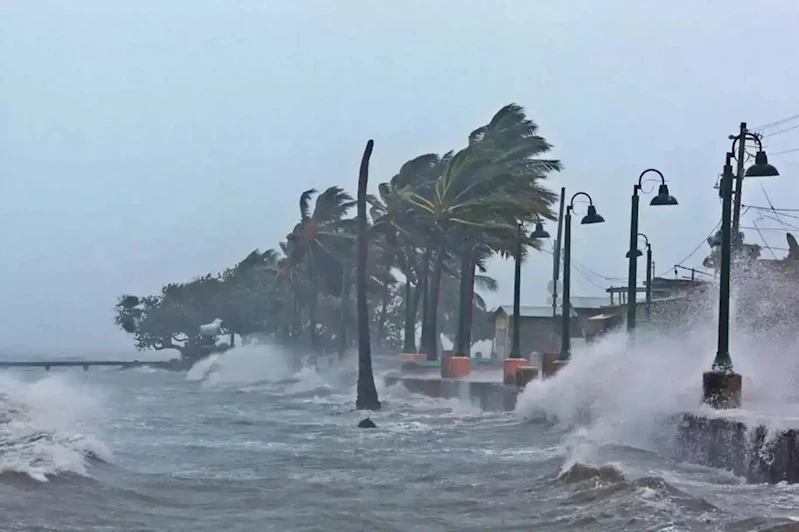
[0,373,110,481]
[515,314,799,461]
[186,343,297,387]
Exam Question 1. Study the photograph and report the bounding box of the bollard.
[702,371,742,409]
[503,357,528,385]
[449,356,471,378]
[541,352,561,378]
[515,366,539,389]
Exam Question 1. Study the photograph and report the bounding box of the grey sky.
[1,1,798,355]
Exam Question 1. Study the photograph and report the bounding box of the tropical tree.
[283,186,355,351]
[393,104,561,359]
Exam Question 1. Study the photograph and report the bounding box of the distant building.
[489,298,606,359]
[590,276,712,334]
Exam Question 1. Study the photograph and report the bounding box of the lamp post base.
[702,371,742,409]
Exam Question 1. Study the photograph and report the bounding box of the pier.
[0,360,184,371]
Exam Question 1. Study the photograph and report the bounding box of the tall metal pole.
[731,122,747,243]
[509,223,523,358]
[559,208,572,360]
[713,152,735,372]
[645,244,652,321]
[551,188,566,330]
[626,187,640,334]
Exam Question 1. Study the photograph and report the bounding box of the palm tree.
[368,154,445,354]
[285,186,355,351]
[356,140,381,411]
[398,104,561,359]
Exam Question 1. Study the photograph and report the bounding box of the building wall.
[493,313,585,359]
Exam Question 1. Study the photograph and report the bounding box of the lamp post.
[730,123,779,242]
[704,145,779,409]
[560,192,605,361]
[626,169,678,336]
[626,233,652,320]
[508,219,551,359]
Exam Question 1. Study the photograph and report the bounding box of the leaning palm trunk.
[421,240,445,360]
[376,271,391,347]
[308,266,319,352]
[463,248,477,352]
[356,140,381,411]
[402,278,417,353]
[418,248,434,359]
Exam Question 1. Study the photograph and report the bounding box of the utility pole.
[551,188,566,342]
[731,122,748,244]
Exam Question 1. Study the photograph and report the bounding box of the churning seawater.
[3,336,799,532]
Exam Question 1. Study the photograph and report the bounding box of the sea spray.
[186,343,297,387]
[0,373,109,481]
[515,312,799,467]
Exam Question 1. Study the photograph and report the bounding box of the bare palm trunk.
[338,265,349,356]
[356,140,380,411]
[308,266,319,352]
[376,273,390,348]
[418,248,433,359]
[421,240,445,360]
[463,248,477,353]
[402,277,417,353]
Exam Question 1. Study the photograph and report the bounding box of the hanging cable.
[752,113,799,131]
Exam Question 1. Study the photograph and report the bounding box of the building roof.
[569,296,610,309]
[492,305,578,319]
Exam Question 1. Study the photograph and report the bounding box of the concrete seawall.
[384,374,518,412]
[675,413,799,484]
[385,372,799,485]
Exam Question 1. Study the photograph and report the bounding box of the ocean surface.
[3,334,799,532]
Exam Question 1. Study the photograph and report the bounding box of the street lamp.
[626,169,677,336]
[625,233,653,320]
[560,192,605,361]
[508,218,551,359]
[704,148,779,409]
[730,123,779,240]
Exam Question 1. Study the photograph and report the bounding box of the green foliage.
[114,104,560,358]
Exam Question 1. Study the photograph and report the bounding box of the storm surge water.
[3,329,799,530]
[0,373,110,482]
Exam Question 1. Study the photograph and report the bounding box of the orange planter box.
[503,358,528,385]
[449,356,471,378]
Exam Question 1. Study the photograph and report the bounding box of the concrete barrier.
[384,374,518,412]
[449,356,471,378]
[515,366,538,389]
[675,413,799,484]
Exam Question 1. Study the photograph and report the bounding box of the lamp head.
[745,150,779,177]
[529,222,550,239]
[625,248,644,258]
[581,205,605,225]
[649,183,678,206]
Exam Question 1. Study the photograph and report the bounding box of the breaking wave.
[186,343,298,386]
[0,373,110,482]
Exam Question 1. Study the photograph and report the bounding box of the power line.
[752,114,799,131]
[740,226,795,232]
[763,123,799,138]
[671,219,722,269]
[742,204,799,214]
[752,220,778,259]
[769,147,799,156]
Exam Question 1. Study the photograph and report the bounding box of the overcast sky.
[1,1,798,356]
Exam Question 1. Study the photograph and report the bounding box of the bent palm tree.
[356,140,381,411]
[285,186,355,351]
